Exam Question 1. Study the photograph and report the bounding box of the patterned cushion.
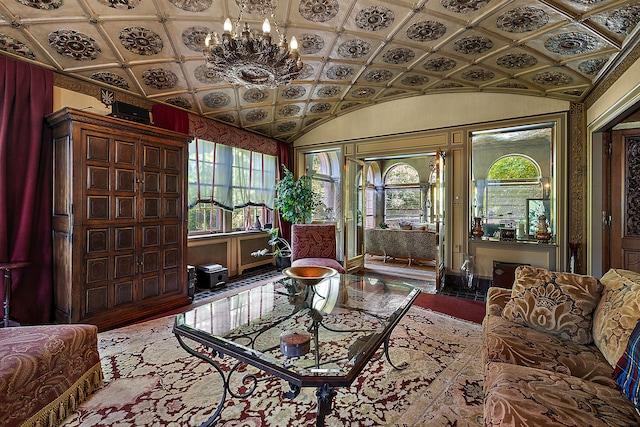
[291,224,337,261]
[593,268,640,367]
[501,266,603,344]
[486,287,512,317]
[483,314,616,388]
[614,318,640,410]
[484,361,640,427]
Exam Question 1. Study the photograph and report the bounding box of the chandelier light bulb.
[223,18,233,34]
[290,36,298,51]
[204,34,211,47]
[262,19,271,34]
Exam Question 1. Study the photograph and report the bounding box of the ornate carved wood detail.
[585,40,640,109]
[569,102,586,273]
[625,137,640,237]
[54,73,153,109]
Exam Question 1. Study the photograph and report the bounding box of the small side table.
[0,261,29,328]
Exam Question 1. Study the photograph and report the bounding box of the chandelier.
[203,0,303,89]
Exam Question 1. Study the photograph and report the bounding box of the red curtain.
[152,103,189,134]
[276,140,293,242]
[0,57,54,325]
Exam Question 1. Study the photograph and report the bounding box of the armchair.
[291,224,346,274]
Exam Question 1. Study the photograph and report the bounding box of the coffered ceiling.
[1,0,639,142]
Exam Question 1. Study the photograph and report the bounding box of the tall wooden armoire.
[47,107,191,330]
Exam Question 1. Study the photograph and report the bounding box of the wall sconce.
[541,177,551,199]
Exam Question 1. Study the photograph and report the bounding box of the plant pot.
[276,255,292,271]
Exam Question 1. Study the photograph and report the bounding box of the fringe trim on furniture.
[19,363,103,427]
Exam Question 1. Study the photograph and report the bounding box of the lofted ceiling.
[0,0,639,142]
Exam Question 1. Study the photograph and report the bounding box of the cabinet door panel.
[164,197,179,218]
[142,251,160,273]
[115,227,135,250]
[163,247,178,269]
[87,166,109,190]
[165,149,180,170]
[114,254,135,278]
[116,197,135,219]
[143,197,160,218]
[87,196,110,220]
[115,141,135,165]
[165,174,179,193]
[143,146,161,168]
[86,257,109,282]
[87,136,109,161]
[86,286,109,314]
[87,229,109,253]
[142,276,160,299]
[163,224,179,244]
[143,172,160,193]
[114,281,134,306]
[142,225,160,247]
[164,271,179,293]
[116,169,135,191]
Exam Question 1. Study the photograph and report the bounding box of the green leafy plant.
[378,222,389,229]
[251,228,291,258]
[274,166,316,225]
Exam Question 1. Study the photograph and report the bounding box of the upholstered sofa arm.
[486,287,512,316]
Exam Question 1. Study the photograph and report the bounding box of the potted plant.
[251,228,292,270]
[274,166,316,225]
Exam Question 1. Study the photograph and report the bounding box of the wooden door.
[610,128,640,272]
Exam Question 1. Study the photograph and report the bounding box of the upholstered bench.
[0,324,103,427]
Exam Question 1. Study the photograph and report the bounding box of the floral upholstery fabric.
[486,287,511,317]
[502,266,603,345]
[592,268,640,367]
[0,324,103,427]
[483,314,616,388]
[484,361,640,427]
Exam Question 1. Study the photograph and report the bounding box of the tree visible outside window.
[384,164,421,225]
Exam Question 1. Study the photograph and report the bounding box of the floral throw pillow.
[502,266,603,344]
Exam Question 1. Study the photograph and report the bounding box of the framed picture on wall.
[527,198,551,236]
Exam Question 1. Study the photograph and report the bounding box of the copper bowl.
[282,266,338,286]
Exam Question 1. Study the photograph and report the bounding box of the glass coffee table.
[173,273,419,426]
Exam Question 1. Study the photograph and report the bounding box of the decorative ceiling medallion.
[317,85,341,97]
[298,64,315,79]
[142,68,178,89]
[203,91,231,108]
[96,0,140,9]
[0,35,35,60]
[406,21,447,42]
[441,0,490,14]
[435,82,463,88]
[544,32,597,55]
[245,109,268,122]
[299,0,339,22]
[243,88,269,103]
[90,71,130,89]
[401,75,429,86]
[382,47,415,64]
[326,65,354,80]
[235,0,275,15]
[281,85,307,99]
[48,29,101,61]
[355,6,395,32]
[496,53,537,69]
[578,58,606,75]
[365,69,393,82]
[217,113,236,123]
[338,39,371,58]
[340,102,360,110]
[496,7,548,33]
[194,64,224,84]
[182,26,211,52]
[120,26,163,55]
[277,122,297,133]
[423,57,456,72]
[278,104,301,116]
[168,0,212,12]
[497,81,528,89]
[16,0,62,9]
[298,34,324,55]
[351,87,375,98]
[165,97,193,109]
[605,6,640,35]
[453,36,493,54]
[532,71,573,86]
[310,102,331,113]
[461,69,495,81]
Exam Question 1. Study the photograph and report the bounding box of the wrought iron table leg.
[383,335,409,370]
[316,383,337,427]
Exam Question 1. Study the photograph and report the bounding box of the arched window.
[383,164,421,225]
[306,151,340,222]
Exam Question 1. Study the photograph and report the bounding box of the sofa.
[364,228,437,264]
[0,324,103,427]
[483,266,640,426]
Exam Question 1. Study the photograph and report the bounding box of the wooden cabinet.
[47,108,191,330]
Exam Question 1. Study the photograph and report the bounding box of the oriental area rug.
[60,307,483,427]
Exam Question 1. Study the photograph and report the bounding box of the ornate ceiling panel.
[0,0,639,142]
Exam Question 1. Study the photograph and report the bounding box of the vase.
[472,217,484,239]
[253,215,262,230]
[534,215,552,243]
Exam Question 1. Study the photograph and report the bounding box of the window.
[383,164,421,225]
[188,139,277,234]
[471,124,554,239]
[306,151,340,222]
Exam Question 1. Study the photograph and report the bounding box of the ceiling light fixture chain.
[203,0,302,89]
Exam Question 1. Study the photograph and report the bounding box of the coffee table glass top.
[174,274,419,381]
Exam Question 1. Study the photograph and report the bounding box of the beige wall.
[294,92,570,146]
